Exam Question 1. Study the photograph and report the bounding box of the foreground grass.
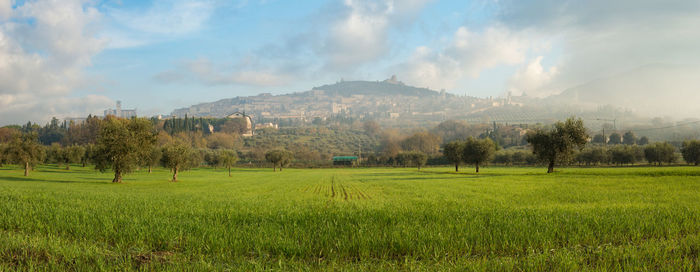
[1,165,700,271]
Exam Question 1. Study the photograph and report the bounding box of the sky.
[1,0,699,125]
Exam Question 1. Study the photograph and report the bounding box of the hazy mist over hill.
[547,64,700,118]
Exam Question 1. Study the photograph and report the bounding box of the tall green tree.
[161,142,196,182]
[526,117,588,173]
[265,149,293,172]
[443,141,465,172]
[6,133,44,176]
[608,133,622,145]
[94,118,156,183]
[681,140,700,166]
[217,149,239,176]
[622,131,637,145]
[462,137,496,173]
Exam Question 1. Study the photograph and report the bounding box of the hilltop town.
[170,76,532,125]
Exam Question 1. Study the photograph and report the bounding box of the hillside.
[170,77,466,121]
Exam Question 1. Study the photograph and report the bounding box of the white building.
[104,101,137,118]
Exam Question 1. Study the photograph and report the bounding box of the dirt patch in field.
[132,250,174,268]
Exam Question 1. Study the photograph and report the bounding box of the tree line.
[1,116,700,181]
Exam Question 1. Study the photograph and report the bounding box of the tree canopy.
[6,133,44,176]
[161,141,197,182]
[265,149,293,171]
[643,142,676,166]
[526,117,588,173]
[443,141,465,172]
[462,137,496,173]
[93,118,156,183]
[217,149,239,176]
[681,140,700,166]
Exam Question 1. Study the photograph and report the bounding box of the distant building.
[104,101,137,118]
[226,111,253,137]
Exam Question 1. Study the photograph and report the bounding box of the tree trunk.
[455,164,459,172]
[112,171,122,183]
[475,163,479,173]
[148,166,152,173]
[172,167,178,182]
[280,165,283,172]
[273,165,276,172]
[228,166,231,177]
[547,161,555,173]
[24,162,29,176]
[418,165,421,170]
[66,164,70,170]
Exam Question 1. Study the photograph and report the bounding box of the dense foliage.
[681,140,700,166]
[93,118,157,183]
[527,117,588,173]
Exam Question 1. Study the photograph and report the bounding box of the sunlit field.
[1,165,700,270]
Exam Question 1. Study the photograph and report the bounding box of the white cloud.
[104,0,215,48]
[495,0,700,95]
[508,56,558,97]
[320,0,431,70]
[399,26,529,90]
[0,0,12,20]
[0,0,110,125]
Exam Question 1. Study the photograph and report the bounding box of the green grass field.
[1,165,700,271]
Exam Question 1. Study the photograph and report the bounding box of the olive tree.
[161,142,197,182]
[94,118,156,183]
[443,141,465,172]
[396,151,428,170]
[142,146,162,173]
[6,133,44,176]
[610,145,642,166]
[622,131,637,145]
[462,137,496,173]
[526,117,588,173]
[265,149,293,171]
[681,140,700,166]
[644,142,676,166]
[64,145,85,170]
[217,149,239,176]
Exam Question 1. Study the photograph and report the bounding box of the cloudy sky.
[1,0,699,125]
